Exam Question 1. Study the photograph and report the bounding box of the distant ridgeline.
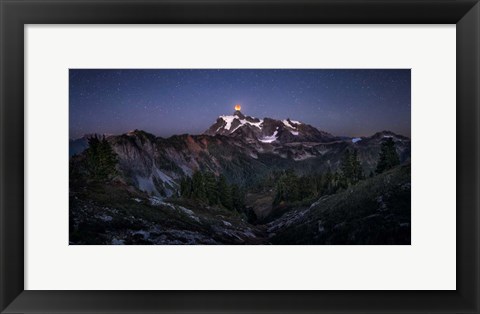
[70,109,410,198]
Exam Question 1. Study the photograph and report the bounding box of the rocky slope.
[69,180,266,245]
[267,164,411,244]
[69,164,410,245]
[68,111,410,197]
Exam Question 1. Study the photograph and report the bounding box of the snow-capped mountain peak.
[218,112,264,133]
[205,110,335,144]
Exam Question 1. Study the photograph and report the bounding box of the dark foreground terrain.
[70,164,410,245]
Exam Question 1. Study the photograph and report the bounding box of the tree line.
[179,171,245,212]
[273,137,401,204]
[75,135,401,211]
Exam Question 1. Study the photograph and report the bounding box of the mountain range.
[71,110,410,197]
[69,110,411,244]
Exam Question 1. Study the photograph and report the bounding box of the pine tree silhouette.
[376,138,400,174]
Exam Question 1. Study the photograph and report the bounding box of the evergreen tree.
[231,184,245,211]
[301,176,317,200]
[340,149,353,182]
[180,177,193,198]
[218,175,233,209]
[376,138,400,174]
[333,172,342,190]
[323,169,334,194]
[203,171,218,205]
[351,149,364,183]
[273,169,310,204]
[340,149,364,186]
[273,173,287,205]
[179,171,244,211]
[84,135,118,181]
[284,169,300,201]
[191,171,207,201]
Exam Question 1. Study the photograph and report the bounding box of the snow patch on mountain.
[352,137,362,143]
[282,119,302,129]
[282,120,295,128]
[220,115,264,133]
[247,119,263,129]
[230,123,242,133]
[259,130,278,143]
[220,115,236,130]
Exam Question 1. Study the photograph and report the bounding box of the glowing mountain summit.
[204,109,335,144]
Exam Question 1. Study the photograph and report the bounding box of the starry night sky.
[69,69,411,139]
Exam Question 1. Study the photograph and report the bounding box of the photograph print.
[69,69,411,245]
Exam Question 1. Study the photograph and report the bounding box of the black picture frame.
[1,0,479,313]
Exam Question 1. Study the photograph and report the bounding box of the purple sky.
[69,69,411,139]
